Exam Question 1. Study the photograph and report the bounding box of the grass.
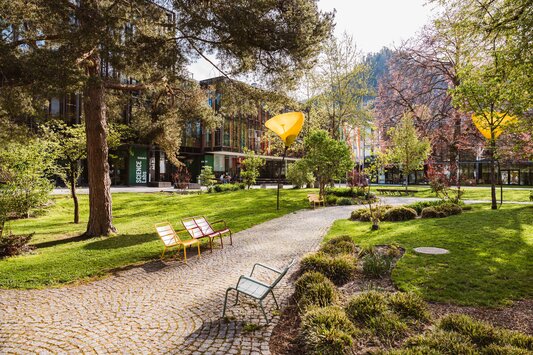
[0,189,313,289]
[370,185,532,202]
[326,204,533,306]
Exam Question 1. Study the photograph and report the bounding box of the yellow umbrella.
[472,112,516,139]
[265,111,305,147]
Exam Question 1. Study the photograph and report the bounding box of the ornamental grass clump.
[401,329,477,354]
[387,292,429,322]
[0,232,35,258]
[420,203,462,219]
[382,206,418,222]
[301,252,357,286]
[301,306,358,355]
[362,253,392,279]
[345,291,388,323]
[294,271,337,310]
[321,235,356,256]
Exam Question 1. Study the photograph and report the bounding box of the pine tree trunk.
[83,54,116,236]
[69,169,79,224]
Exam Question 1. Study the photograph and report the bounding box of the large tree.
[1,0,333,236]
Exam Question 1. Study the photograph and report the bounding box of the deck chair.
[181,216,232,252]
[154,222,201,262]
[222,258,296,323]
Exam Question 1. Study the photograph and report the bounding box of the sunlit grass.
[0,189,313,289]
[326,204,533,306]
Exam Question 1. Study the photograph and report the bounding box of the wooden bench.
[307,193,325,208]
[376,188,419,197]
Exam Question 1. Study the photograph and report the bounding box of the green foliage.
[301,306,357,355]
[336,198,353,206]
[0,232,35,258]
[0,140,54,220]
[387,292,429,322]
[350,205,392,222]
[209,183,244,193]
[301,130,354,197]
[382,207,418,222]
[325,187,366,198]
[325,195,338,205]
[286,160,315,188]
[406,200,450,215]
[401,329,477,354]
[240,149,265,189]
[198,166,217,188]
[345,291,388,323]
[421,203,462,219]
[362,253,392,279]
[366,313,409,344]
[294,271,337,310]
[300,252,357,285]
[385,114,431,188]
[320,235,356,256]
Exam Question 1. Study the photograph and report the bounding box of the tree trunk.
[405,174,409,191]
[489,137,497,210]
[69,168,79,224]
[83,54,116,236]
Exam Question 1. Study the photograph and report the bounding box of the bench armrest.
[238,275,272,289]
[210,219,228,229]
[250,263,282,277]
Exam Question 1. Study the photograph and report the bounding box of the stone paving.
[0,206,356,354]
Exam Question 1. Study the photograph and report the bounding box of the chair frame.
[154,222,201,262]
[179,216,232,252]
[307,193,325,208]
[222,259,296,323]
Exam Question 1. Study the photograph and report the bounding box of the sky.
[187,0,438,81]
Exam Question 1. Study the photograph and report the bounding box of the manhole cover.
[414,247,449,255]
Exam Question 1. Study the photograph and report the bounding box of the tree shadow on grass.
[33,234,94,249]
[83,233,155,250]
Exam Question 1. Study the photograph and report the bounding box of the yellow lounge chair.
[154,222,201,262]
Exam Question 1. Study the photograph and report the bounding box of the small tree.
[386,114,431,190]
[363,153,386,230]
[302,130,354,197]
[0,140,54,219]
[287,160,315,188]
[198,166,216,188]
[241,149,265,189]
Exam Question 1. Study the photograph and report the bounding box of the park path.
[0,205,357,354]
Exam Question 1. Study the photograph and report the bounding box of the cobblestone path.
[0,206,355,354]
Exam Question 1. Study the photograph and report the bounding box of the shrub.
[0,232,35,258]
[421,203,463,219]
[362,253,392,279]
[301,306,357,355]
[387,292,429,321]
[325,195,338,206]
[198,165,216,187]
[210,183,243,193]
[336,197,353,206]
[439,314,501,347]
[294,272,337,310]
[345,291,388,323]
[366,313,409,343]
[325,187,366,198]
[350,205,392,222]
[287,160,315,188]
[402,329,477,354]
[382,206,417,222]
[301,252,357,285]
[321,236,356,256]
[482,344,531,355]
[406,200,448,214]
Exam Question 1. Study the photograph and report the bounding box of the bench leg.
[197,242,201,258]
[219,234,224,249]
[161,246,167,259]
[270,290,279,309]
[259,300,269,324]
[222,288,233,318]
[233,291,240,306]
[209,237,213,253]
[229,231,233,246]
[183,245,187,263]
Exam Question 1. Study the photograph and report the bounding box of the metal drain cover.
[414,247,449,255]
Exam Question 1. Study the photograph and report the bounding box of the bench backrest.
[155,222,180,246]
[194,217,215,235]
[307,194,322,203]
[270,258,296,288]
[182,218,204,239]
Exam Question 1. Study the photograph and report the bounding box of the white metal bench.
[222,259,296,323]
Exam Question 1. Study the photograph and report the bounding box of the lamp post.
[265,111,305,210]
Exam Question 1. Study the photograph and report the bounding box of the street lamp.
[265,111,305,210]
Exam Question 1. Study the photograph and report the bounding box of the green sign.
[128,146,148,185]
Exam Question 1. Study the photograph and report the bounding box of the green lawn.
[0,189,312,289]
[326,205,533,307]
[371,185,532,202]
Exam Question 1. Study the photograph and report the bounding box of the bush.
[301,252,357,285]
[350,205,392,222]
[402,329,477,354]
[362,253,392,279]
[321,236,356,256]
[366,313,409,343]
[325,195,338,205]
[345,291,388,323]
[336,197,353,206]
[287,160,315,188]
[294,271,337,310]
[421,203,462,219]
[387,292,429,321]
[0,232,35,258]
[209,183,244,193]
[406,200,448,215]
[301,306,357,355]
[325,187,366,198]
[382,206,417,222]
[198,165,216,187]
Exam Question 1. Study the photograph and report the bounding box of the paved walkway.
[0,206,355,354]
